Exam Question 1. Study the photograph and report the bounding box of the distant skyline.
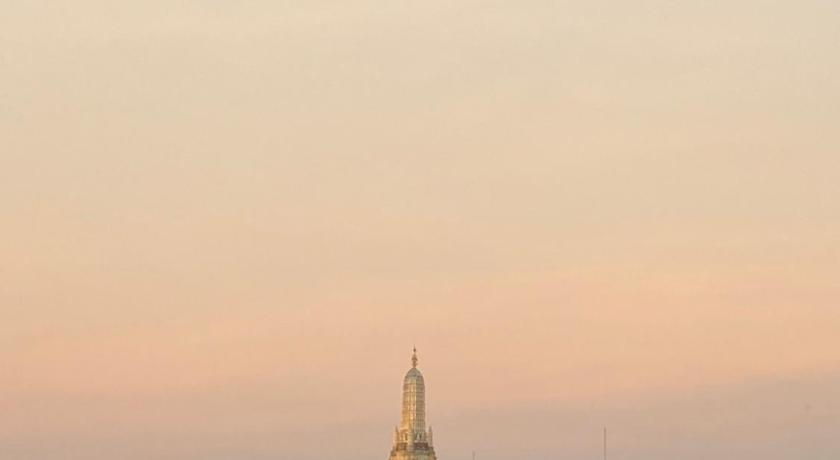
[2,1,839,460]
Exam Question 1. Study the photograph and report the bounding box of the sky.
[1,1,839,459]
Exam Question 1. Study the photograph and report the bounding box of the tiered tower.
[388,348,437,460]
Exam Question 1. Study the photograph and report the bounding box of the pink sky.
[2,2,839,459]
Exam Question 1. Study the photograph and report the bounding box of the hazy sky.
[2,1,839,459]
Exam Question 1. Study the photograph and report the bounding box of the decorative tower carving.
[388,348,437,460]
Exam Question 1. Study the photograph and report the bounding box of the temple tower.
[389,348,437,460]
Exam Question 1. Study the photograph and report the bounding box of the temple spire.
[391,348,436,460]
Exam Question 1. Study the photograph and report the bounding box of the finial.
[411,347,418,368]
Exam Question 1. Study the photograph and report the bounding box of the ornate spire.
[391,349,436,460]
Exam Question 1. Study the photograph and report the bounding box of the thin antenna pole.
[603,426,607,460]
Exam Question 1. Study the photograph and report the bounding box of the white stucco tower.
[388,348,437,460]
